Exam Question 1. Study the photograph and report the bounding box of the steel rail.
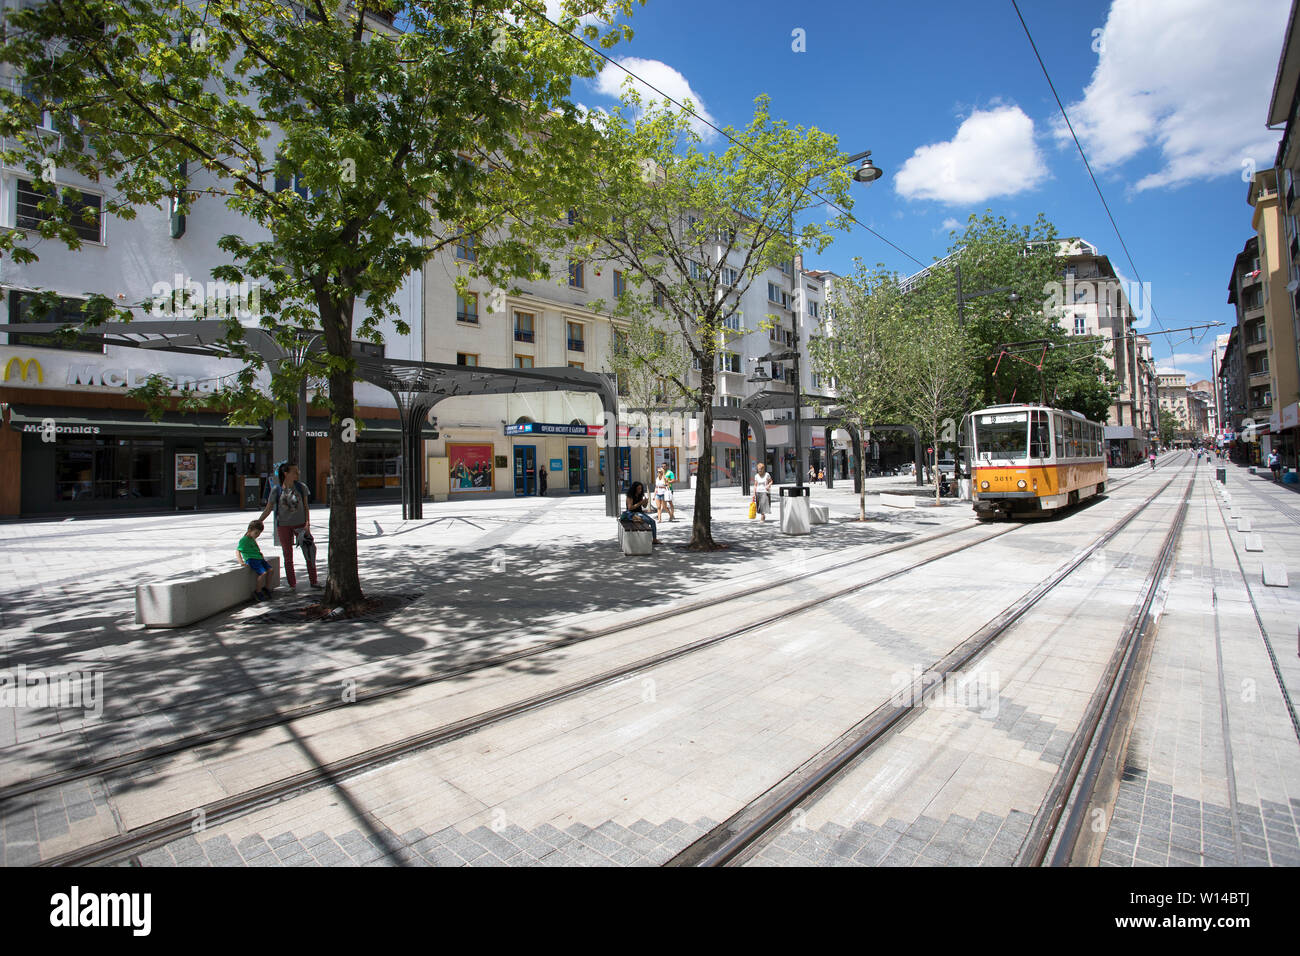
[667,462,1192,867]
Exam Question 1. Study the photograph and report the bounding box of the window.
[768,282,782,302]
[454,231,477,262]
[808,301,819,318]
[566,321,584,352]
[568,260,584,288]
[6,290,102,353]
[514,355,534,369]
[456,353,478,366]
[723,311,742,332]
[568,361,584,369]
[613,270,626,296]
[1073,315,1087,335]
[653,289,664,308]
[718,351,741,374]
[689,259,704,280]
[456,293,478,324]
[16,178,103,244]
[719,395,742,408]
[56,438,163,501]
[356,441,401,490]
[723,267,740,286]
[1054,415,1065,458]
[514,311,535,343]
[354,340,384,359]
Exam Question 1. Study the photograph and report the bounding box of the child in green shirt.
[236,520,272,601]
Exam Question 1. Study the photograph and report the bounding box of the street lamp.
[788,148,882,490]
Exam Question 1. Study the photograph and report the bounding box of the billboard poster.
[448,443,495,493]
[174,453,198,491]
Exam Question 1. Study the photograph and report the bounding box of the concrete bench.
[810,504,830,525]
[880,493,915,509]
[136,556,281,628]
[617,523,654,556]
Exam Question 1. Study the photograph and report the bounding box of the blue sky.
[568,0,1294,386]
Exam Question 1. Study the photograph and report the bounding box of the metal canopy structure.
[0,320,621,519]
[800,416,863,493]
[740,389,926,488]
[351,356,619,519]
[653,405,767,495]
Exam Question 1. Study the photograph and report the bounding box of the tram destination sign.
[983,413,1028,424]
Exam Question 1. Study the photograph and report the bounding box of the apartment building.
[0,4,419,518]
[1053,239,1156,465]
[1226,235,1281,456]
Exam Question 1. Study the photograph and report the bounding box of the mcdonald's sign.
[2,356,43,384]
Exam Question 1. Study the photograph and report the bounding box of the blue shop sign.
[505,422,596,437]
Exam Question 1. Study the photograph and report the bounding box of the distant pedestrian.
[663,467,677,521]
[1268,450,1282,481]
[236,520,272,602]
[539,467,547,496]
[258,462,319,590]
[753,462,773,522]
[1149,450,1156,470]
[653,466,668,521]
[818,468,825,483]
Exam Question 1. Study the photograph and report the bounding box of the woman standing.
[753,462,773,523]
[653,466,669,521]
[258,462,320,589]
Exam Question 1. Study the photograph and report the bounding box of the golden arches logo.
[3,357,43,384]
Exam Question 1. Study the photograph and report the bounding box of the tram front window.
[975,413,1029,461]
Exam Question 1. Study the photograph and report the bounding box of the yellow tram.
[971,404,1108,519]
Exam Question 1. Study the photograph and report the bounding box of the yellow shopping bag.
[748,500,757,520]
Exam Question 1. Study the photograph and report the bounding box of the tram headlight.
[980,481,989,490]
[1017,479,1027,489]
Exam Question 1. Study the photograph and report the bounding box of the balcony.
[514,329,534,343]
[566,338,585,353]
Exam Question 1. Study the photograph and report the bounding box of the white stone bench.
[136,556,281,628]
[618,523,654,556]
[810,504,829,525]
[880,494,915,509]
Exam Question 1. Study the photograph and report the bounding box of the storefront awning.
[304,416,437,440]
[7,405,265,438]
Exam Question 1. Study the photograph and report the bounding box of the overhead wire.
[516,0,927,268]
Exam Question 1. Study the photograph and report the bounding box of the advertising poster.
[174,453,198,491]
[448,443,495,492]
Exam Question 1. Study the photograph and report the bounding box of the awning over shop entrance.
[7,405,264,438]
[303,416,437,440]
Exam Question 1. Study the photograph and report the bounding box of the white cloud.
[593,57,717,140]
[941,217,962,230]
[1059,0,1289,191]
[894,106,1049,204]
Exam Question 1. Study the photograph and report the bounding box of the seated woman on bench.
[620,481,658,544]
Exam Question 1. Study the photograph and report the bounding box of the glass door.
[513,445,537,496]
[567,445,587,494]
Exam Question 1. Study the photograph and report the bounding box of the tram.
[970,404,1108,519]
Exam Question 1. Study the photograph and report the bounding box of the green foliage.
[574,86,855,545]
[1159,407,1180,445]
[1,0,641,601]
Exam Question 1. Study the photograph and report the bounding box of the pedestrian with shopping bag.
[753,462,773,523]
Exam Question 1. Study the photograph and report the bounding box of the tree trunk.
[319,297,364,609]
[858,451,867,521]
[689,371,717,549]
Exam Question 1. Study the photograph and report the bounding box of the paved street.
[2,456,1298,866]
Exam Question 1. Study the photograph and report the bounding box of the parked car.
[937,457,957,476]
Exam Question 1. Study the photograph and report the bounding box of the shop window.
[356,441,401,489]
[55,438,163,501]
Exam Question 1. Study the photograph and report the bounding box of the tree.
[1,0,641,608]
[573,87,853,548]
[1159,407,1179,446]
[605,318,689,484]
[808,263,912,520]
[896,311,977,506]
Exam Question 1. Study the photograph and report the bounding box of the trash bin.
[1216,467,1226,484]
[241,476,263,510]
[779,485,811,535]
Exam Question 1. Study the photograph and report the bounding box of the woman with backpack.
[258,462,320,590]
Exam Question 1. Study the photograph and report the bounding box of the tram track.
[12,455,1189,867]
[665,461,1193,867]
